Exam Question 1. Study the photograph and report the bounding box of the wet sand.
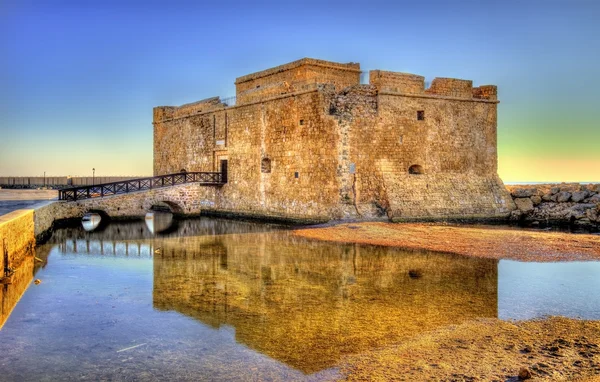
[293,222,600,262]
[340,316,600,381]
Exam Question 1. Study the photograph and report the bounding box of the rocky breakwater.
[507,183,600,230]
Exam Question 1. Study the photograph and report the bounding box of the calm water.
[0,217,599,381]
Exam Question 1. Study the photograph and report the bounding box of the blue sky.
[1,0,599,181]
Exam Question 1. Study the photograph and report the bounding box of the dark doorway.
[220,160,228,183]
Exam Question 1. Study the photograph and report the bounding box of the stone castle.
[153,58,515,222]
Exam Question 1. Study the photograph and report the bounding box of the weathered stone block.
[588,194,600,203]
[511,188,537,198]
[586,207,599,222]
[542,193,554,202]
[571,191,589,203]
[530,195,542,205]
[514,198,534,213]
[556,191,571,203]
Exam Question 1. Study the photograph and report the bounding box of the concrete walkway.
[0,189,57,216]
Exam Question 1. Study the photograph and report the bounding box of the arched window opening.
[261,158,272,173]
[180,168,187,173]
[408,164,424,175]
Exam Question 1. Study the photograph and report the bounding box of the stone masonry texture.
[150,58,515,222]
[0,210,35,274]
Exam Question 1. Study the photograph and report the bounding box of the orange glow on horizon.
[499,156,600,183]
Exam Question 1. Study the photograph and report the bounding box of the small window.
[261,158,272,173]
[180,168,187,173]
[299,119,305,126]
[417,110,425,121]
[409,165,424,175]
[399,135,403,144]
[294,171,299,179]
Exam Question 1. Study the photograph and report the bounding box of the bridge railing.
[58,172,225,201]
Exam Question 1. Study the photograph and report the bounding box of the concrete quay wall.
[0,210,35,274]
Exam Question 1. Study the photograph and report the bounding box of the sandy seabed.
[293,221,600,262]
[293,222,600,381]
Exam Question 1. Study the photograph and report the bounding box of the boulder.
[586,208,599,223]
[542,193,555,202]
[518,367,532,380]
[560,184,576,192]
[511,188,537,198]
[571,191,589,203]
[556,191,571,203]
[514,198,534,213]
[571,209,587,220]
[550,187,560,195]
[588,194,600,203]
[530,202,571,221]
[510,210,523,221]
[530,195,542,206]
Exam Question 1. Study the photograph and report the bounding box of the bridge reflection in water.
[152,230,498,374]
[57,240,154,259]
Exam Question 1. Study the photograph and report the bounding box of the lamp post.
[43,171,46,188]
[92,168,95,185]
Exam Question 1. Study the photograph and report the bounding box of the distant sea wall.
[0,176,147,189]
[506,183,600,230]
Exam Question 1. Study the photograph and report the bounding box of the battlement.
[472,85,498,101]
[369,70,425,94]
[155,60,497,124]
[368,70,497,101]
[425,77,473,98]
[153,97,227,122]
[235,58,361,104]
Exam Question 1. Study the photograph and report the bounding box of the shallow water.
[0,218,598,381]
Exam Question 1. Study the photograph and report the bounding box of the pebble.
[518,367,532,380]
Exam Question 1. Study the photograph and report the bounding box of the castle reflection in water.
[36,218,498,374]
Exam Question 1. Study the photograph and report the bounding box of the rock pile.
[508,183,600,230]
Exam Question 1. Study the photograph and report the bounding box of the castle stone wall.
[153,59,514,222]
[327,86,512,219]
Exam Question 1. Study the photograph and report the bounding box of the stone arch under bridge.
[149,201,184,214]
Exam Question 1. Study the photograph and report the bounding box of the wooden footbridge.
[58,172,226,201]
